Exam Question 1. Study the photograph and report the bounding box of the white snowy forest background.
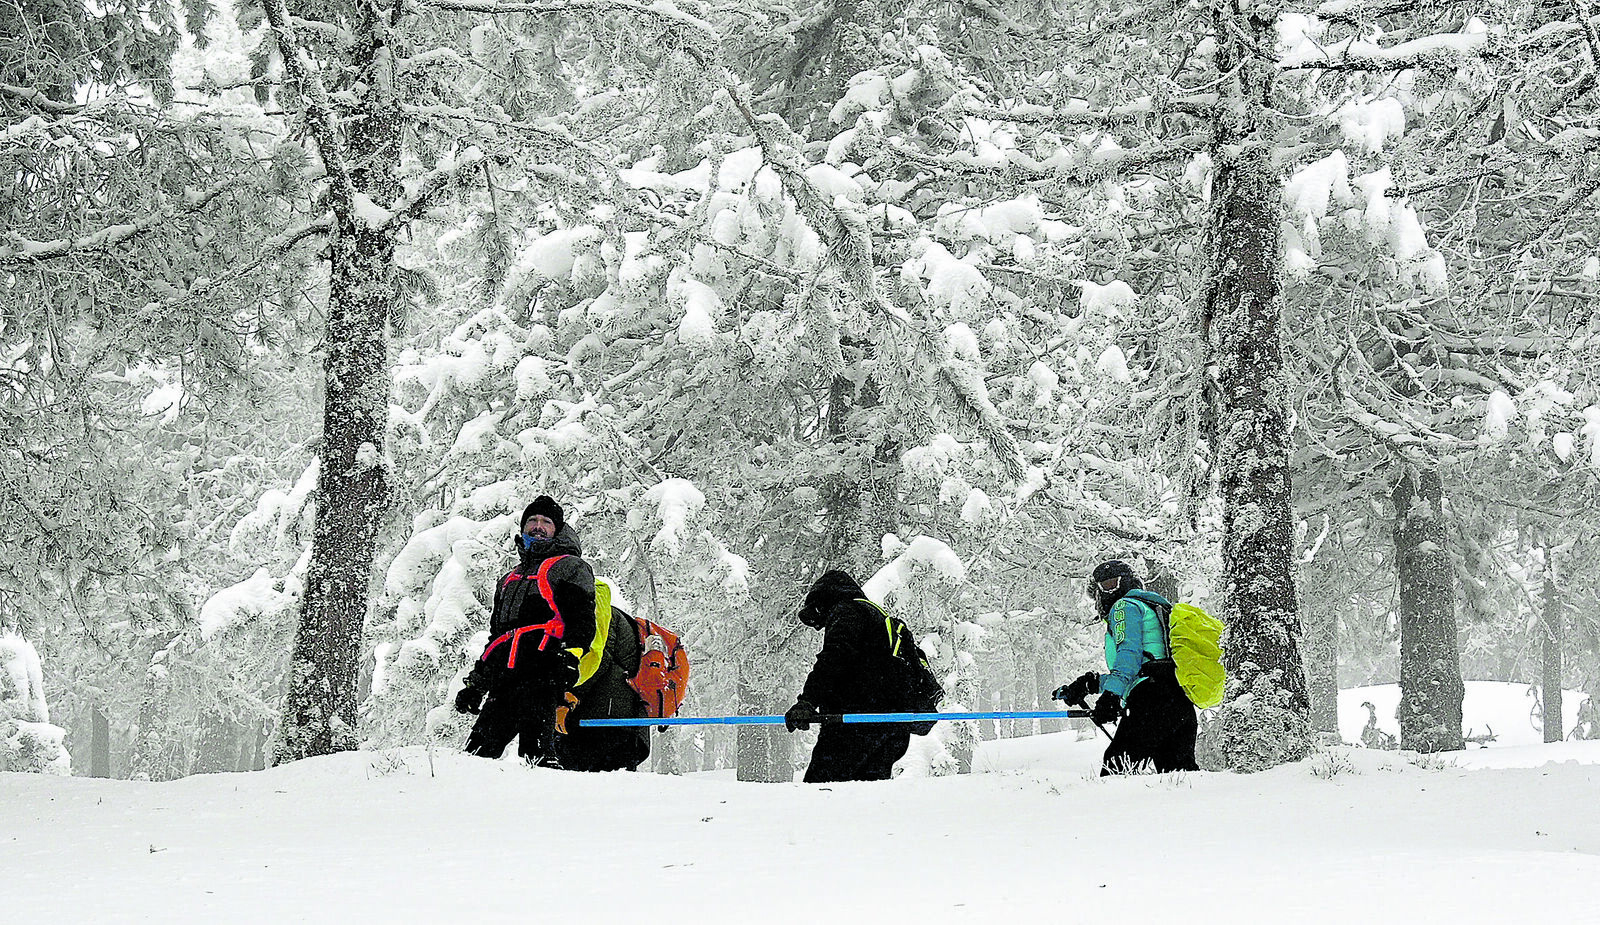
[6,0,1600,787]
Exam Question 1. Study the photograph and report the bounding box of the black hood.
[517,520,583,565]
[799,570,865,628]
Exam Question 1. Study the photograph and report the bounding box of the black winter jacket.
[798,571,910,714]
[487,523,595,645]
[467,523,596,690]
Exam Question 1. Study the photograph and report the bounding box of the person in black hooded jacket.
[784,570,913,782]
[455,496,596,765]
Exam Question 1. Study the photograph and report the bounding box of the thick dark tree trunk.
[1392,468,1463,752]
[1205,1,1311,771]
[1541,553,1563,743]
[275,1,401,763]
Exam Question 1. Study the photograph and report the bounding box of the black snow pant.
[464,678,563,764]
[1100,665,1198,776]
[803,723,911,783]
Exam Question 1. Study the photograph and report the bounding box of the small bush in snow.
[1408,751,1458,772]
[1308,748,1358,779]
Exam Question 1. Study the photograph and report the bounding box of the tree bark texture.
[89,706,111,778]
[1392,468,1463,752]
[1205,1,1311,771]
[1541,555,1563,743]
[736,670,789,782]
[1301,598,1340,739]
[277,1,401,763]
[129,634,179,780]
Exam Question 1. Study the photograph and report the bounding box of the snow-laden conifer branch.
[1063,0,1188,45]
[1324,345,1476,463]
[1313,0,1426,26]
[1280,31,1491,72]
[1570,0,1600,66]
[722,88,891,317]
[115,214,332,318]
[414,0,717,45]
[0,178,244,266]
[961,0,1039,35]
[379,147,487,230]
[399,103,603,164]
[0,83,81,115]
[719,79,1030,477]
[880,134,1209,185]
[262,0,358,212]
[1518,172,1600,251]
[289,15,356,46]
[1397,156,1521,197]
[963,94,1218,127]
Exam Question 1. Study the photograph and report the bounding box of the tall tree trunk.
[1035,658,1056,738]
[819,372,898,573]
[780,0,908,138]
[1205,0,1311,771]
[1541,548,1563,743]
[1392,467,1463,752]
[275,1,402,763]
[1302,598,1340,740]
[89,706,111,778]
[736,669,785,782]
[129,634,180,780]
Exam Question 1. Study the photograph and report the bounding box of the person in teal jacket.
[1052,559,1199,775]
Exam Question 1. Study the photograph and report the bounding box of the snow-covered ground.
[4,684,1597,924]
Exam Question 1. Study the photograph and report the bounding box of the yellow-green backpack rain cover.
[1168,602,1225,709]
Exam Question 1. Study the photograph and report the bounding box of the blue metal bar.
[574,709,1090,728]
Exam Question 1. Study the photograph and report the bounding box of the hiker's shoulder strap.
[533,554,570,614]
[857,598,912,657]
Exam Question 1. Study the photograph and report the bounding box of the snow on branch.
[0,83,81,115]
[1531,172,1600,244]
[127,214,332,316]
[723,90,888,316]
[965,95,1217,127]
[882,134,1210,185]
[1325,345,1476,463]
[416,0,718,45]
[1313,0,1427,25]
[262,0,357,211]
[379,147,487,230]
[0,177,244,266]
[1281,30,1490,71]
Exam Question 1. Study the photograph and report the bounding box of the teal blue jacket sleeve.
[1098,597,1148,699]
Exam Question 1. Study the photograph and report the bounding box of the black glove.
[1052,671,1100,707]
[455,684,484,715]
[784,700,820,732]
[1091,691,1124,725]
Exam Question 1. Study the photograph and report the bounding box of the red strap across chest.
[482,555,570,668]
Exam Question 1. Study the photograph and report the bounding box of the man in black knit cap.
[454,496,595,765]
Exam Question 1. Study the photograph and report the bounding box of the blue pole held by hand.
[573,709,1091,728]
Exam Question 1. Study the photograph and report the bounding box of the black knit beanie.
[521,495,564,535]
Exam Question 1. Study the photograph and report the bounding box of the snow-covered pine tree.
[2,0,318,777]
[0,633,71,774]
[1275,0,1600,751]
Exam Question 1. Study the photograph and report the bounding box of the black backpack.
[860,599,945,735]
